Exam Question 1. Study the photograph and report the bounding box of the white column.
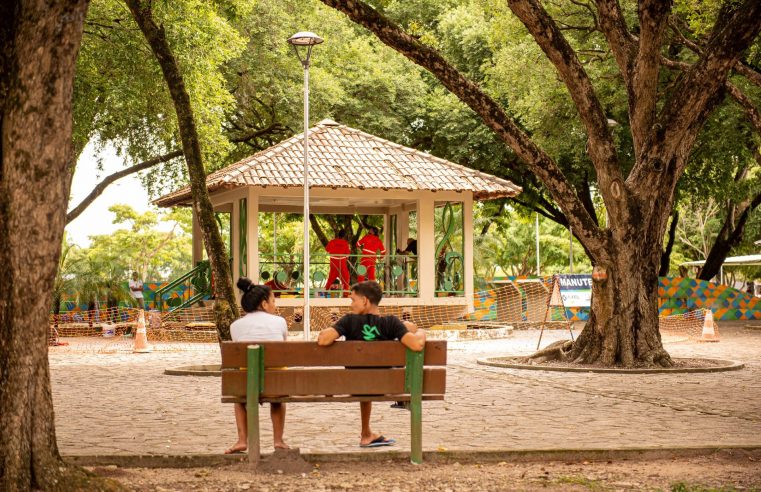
[231,199,241,292]
[417,194,435,301]
[393,209,410,292]
[463,194,474,312]
[246,189,259,284]
[396,210,409,247]
[383,212,391,253]
[191,208,204,265]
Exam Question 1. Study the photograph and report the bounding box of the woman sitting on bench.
[225,277,289,454]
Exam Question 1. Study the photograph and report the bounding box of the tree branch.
[508,0,623,210]
[229,122,288,144]
[594,0,636,84]
[669,16,761,91]
[633,0,761,185]
[726,82,761,136]
[659,210,678,276]
[319,0,607,261]
[629,0,673,156]
[66,149,182,224]
[309,214,330,247]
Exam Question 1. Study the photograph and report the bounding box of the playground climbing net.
[48,277,709,353]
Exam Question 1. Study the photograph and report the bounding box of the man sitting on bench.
[317,281,425,448]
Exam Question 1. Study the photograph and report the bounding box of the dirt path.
[94,449,761,491]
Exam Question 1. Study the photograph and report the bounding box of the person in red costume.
[324,229,351,292]
[357,226,386,282]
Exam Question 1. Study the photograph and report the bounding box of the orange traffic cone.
[699,309,720,342]
[133,309,152,353]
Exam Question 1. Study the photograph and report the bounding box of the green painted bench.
[220,340,447,464]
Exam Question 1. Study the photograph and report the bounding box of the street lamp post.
[288,31,323,341]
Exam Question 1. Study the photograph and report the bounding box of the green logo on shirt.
[362,324,380,341]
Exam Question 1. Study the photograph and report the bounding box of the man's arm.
[400,329,426,352]
[403,320,418,333]
[317,327,341,346]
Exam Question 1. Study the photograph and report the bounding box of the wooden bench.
[220,340,447,464]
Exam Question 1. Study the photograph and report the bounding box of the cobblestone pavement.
[50,323,761,456]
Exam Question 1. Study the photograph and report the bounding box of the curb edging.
[64,445,761,469]
[477,357,745,374]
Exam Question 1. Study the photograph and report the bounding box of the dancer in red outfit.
[356,226,386,281]
[324,229,351,292]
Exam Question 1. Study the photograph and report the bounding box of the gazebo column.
[417,194,435,301]
[191,208,204,265]
[246,189,260,285]
[396,209,409,247]
[231,199,241,292]
[391,207,410,293]
[463,194,474,311]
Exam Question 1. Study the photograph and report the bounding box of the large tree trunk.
[126,0,238,340]
[570,239,671,367]
[0,2,121,490]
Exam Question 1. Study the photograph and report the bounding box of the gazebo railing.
[258,253,419,297]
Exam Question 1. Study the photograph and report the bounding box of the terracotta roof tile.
[155,119,521,207]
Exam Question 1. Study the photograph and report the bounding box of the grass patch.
[670,482,755,492]
[555,475,606,490]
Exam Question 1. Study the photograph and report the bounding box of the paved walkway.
[50,323,761,456]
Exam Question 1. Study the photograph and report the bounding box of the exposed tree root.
[641,347,674,367]
[522,340,574,364]
[524,339,675,368]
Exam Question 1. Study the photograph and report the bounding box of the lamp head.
[287,31,323,68]
[287,31,324,46]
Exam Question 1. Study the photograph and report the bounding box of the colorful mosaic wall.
[471,276,761,322]
[658,276,761,321]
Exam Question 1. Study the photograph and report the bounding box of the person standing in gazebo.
[324,229,351,293]
[357,226,385,282]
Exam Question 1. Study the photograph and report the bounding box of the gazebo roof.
[154,119,521,207]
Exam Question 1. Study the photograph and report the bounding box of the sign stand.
[536,275,575,350]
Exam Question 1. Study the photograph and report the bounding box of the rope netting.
[48,277,710,352]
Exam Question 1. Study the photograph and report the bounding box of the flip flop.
[224,447,247,455]
[360,436,396,448]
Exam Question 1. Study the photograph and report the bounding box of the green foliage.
[75,0,247,192]
[473,202,591,280]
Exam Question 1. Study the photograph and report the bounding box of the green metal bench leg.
[406,348,424,464]
[247,345,263,466]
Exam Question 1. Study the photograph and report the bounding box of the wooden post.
[247,345,263,465]
[405,348,424,464]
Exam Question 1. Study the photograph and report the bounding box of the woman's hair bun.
[236,277,254,292]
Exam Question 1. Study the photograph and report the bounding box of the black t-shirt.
[334,314,408,341]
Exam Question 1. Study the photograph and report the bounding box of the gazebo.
[155,119,520,319]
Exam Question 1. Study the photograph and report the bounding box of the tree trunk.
[0,2,122,490]
[126,0,238,340]
[568,239,672,367]
[659,210,678,277]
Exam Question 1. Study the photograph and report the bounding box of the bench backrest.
[221,340,447,399]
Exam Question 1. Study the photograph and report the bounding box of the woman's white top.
[230,311,287,342]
